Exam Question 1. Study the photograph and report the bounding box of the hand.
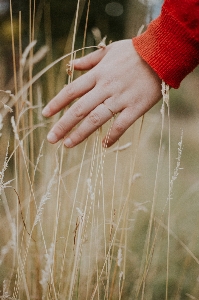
[42,39,162,148]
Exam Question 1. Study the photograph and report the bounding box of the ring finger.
[64,103,116,147]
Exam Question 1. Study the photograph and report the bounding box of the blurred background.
[1,1,199,299]
[0,0,163,86]
[1,0,199,179]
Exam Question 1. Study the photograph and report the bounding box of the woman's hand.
[42,39,162,148]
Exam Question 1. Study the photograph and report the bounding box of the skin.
[42,39,162,148]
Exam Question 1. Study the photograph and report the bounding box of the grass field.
[1,1,199,299]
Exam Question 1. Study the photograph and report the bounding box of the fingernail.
[47,132,58,143]
[42,106,51,117]
[75,58,81,64]
[70,58,80,65]
[102,142,108,148]
[64,137,73,148]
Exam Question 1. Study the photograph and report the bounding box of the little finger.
[102,108,134,147]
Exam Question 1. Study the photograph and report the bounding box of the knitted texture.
[133,0,199,88]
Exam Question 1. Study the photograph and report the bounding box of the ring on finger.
[103,102,115,117]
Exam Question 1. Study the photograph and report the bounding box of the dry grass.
[1,1,199,299]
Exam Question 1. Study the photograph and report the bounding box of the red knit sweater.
[133,0,199,88]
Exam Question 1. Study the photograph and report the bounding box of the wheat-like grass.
[1,1,199,299]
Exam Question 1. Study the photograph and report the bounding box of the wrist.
[132,5,199,88]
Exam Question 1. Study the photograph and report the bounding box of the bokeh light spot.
[105,2,124,17]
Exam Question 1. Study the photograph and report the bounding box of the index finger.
[42,70,96,117]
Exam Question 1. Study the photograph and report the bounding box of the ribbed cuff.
[133,6,199,88]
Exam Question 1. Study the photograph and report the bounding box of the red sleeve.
[133,0,199,88]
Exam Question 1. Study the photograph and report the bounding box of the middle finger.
[47,86,110,143]
[64,102,115,147]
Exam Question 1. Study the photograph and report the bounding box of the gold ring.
[103,102,115,116]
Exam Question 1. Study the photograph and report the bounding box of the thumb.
[71,47,108,71]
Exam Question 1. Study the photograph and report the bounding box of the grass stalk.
[1,2,197,299]
[166,91,171,300]
[136,96,166,299]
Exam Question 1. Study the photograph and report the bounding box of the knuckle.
[72,102,84,118]
[65,84,76,99]
[114,121,125,134]
[56,122,67,135]
[102,78,112,88]
[101,76,116,89]
[88,111,101,127]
